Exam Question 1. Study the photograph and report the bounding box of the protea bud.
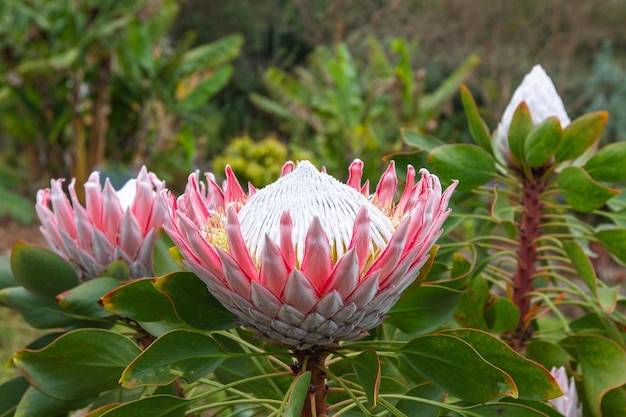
[496,64,570,165]
[549,367,583,417]
[164,160,456,349]
[36,166,166,280]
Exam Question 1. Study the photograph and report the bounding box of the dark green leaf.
[402,129,445,153]
[97,260,129,280]
[558,166,619,212]
[177,66,233,111]
[485,297,520,333]
[563,241,597,295]
[508,102,533,163]
[460,84,492,153]
[396,383,446,417]
[351,350,380,409]
[526,340,569,371]
[284,372,311,417]
[120,329,228,388]
[561,334,626,417]
[100,278,182,324]
[401,334,517,403]
[57,277,119,319]
[10,242,78,299]
[524,116,562,167]
[153,272,237,330]
[13,329,140,400]
[429,144,497,191]
[443,329,561,401]
[585,142,626,182]
[0,287,79,329]
[94,395,189,417]
[466,402,552,416]
[453,274,490,330]
[13,386,94,417]
[554,111,609,162]
[601,387,626,417]
[596,228,626,265]
[152,232,181,277]
[0,376,29,417]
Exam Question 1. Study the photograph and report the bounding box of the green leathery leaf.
[152,231,181,276]
[10,241,79,299]
[585,142,626,182]
[526,340,569,371]
[177,66,233,111]
[120,329,229,388]
[560,334,626,417]
[396,383,446,417]
[97,260,129,280]
[0,286,79,329]
[554,111,609,162]
[460,84,493,153]
[351,350,381,409]
[507,101,534,163]
[56,277,119,318]
[428,144,496,191]
[0,376,29,417]
[558,166,619,212]
[466,402,554,416]
[402,128,445,153]
[13,386,95,417]
[524,116,562,167]
[153,271,237,330]
[484,297,520,333]
[442,329,561,401]
[100,278,182,324]
[400,333,517,403]
[91,395,189,417]
[601,387,626,417]
[13,329,140,401]
[596,228,626,265]
[283,372,311,417]
[0,256,17,289]
[453,274,490,331]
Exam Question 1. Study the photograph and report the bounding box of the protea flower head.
[164,160,456,349]
[36,166,166,280]
[496,64,570,164]
[549,367,583,417]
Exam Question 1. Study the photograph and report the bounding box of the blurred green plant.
[0,0,242,196]
[212,135,311,187]
[251,37,479,180]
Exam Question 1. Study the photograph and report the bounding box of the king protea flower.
[549,367,583,417]
[496,64,571,164]
[36,166,166,280]
[163,160,456,349]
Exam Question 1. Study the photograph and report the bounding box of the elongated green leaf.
[14,386,94,417]
[284,372,312,417]
[460,84,492,153]
[249,93,297,121]
[0,376,29,417]
[402,129,445,152]
[526,340,569,371]
[10,241,78,299]
[428,144,497,191]
[561,334,626,417]
[585,142,626,182]
[13,329,140,400]
[152,232,181,276]
[178,34,243,77]
[0,286,79,329]
[508,102,533,163]
[100,278,182,324]
[351,350,380,409]
[177,65,233,111]
[153,272,237,330]
[120,329,228,388]
[596,228,626,265]
[396,383,446,417]
[554,111,609,162]
[524,116,562,167]
[93,395,189,417]
[0,256,17,290]
[57,277,119,319]
[443,329,561,401]
[401,334,517,403]
[558,166,619,212]
[453,273,490,330]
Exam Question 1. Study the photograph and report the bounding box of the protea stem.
[510,173,547,350]
[296,346,334,417]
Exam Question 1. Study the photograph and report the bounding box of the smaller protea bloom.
[496,64,570,164]
[36,167,166,280]
[549,367,583,417]
[164,160,456,349]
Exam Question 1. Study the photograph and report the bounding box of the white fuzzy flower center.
[237,161,394,265]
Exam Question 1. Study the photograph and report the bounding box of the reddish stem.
[510,174,546,350]
[296,347,332,417]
